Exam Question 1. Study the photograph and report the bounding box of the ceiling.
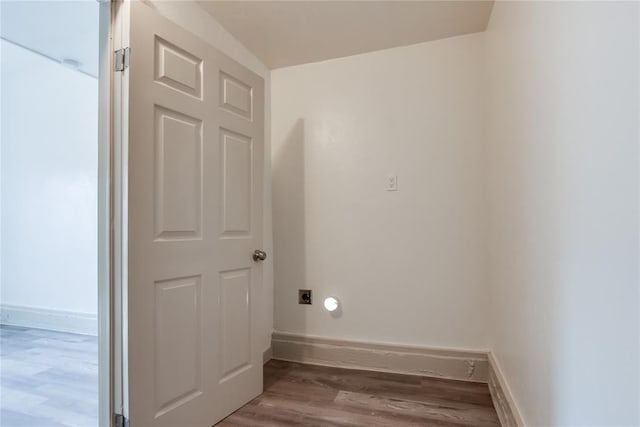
[1,0,100,77]
[199,0,494,69]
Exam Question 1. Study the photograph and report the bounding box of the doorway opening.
[0,1,108,426]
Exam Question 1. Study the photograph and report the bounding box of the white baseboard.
[0,304,97,336]
[488,352,525,427]
[263,346,273,365]
[271,331,489,382]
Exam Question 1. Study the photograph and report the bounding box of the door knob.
[252,249,267,262]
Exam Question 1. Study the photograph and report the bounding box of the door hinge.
[114,47,130,72]
[115,413,129,427]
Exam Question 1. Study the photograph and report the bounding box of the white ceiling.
[199,0,494,69]
[1,0,100,77]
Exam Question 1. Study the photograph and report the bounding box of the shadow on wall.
[272,119,307,335]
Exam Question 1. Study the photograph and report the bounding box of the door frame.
[99,0,130,426]
[107,0,130,425]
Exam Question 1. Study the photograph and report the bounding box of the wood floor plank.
[334,390,499,426]
[419,377,495,407]
[218,360,500,426]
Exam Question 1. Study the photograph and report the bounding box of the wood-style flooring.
[0,325,98,427]
[1,326,499,426]
[218,359,500,426]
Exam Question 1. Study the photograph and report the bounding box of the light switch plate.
[387,174,398,191]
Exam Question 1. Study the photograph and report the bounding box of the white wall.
[485,2,640,425]
[271,34,488,350]
[149,0,274,355]
[1,40,98,316]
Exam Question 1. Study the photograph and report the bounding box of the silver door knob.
[253,249,267,262]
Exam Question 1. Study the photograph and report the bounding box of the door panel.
[154,275,203,417]
[219,268,251,381]
[221,129,253,234]
[220,72,253,119]
[154,37,203,99]
[127,2,264,426]
[153,106,202,241]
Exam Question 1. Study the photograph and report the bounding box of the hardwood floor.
[0,325,98,427]
[1,326,499,426]
[218,360,500,426]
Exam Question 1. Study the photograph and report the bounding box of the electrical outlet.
[298,289,312,304]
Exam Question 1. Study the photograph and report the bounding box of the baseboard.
[263,346,273,365]
[488,352,525,427]
[0,304,97,336]
[271,331,489,382]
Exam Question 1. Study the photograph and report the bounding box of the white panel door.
[126,2,265,426]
